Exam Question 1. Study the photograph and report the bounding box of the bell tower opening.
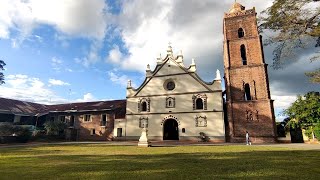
[244,83,252,101]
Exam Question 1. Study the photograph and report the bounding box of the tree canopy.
[0,60,5,85]
[259,0,320,83]
[284,92,320,138]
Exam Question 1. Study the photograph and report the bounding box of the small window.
[59,116,66,123]
[117,128,122,137]
[182,128,186,133]
[166,97,175,108]
[238,28,244,38]
[84,115,91,122]
[91,129,95,135]
[50,116,55,122]
[70,115,75,126]
[192,94,207,110]
[166,81,175,91]
[138,98,150,112]
[241,45,247,65]
[195,98,204,110]
[141,102,147,112]
[244,83,252,101]
[101,114,107,126]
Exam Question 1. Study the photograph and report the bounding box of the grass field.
[0,144,319,179]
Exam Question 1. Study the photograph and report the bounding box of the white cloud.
[66,68,73,72]
[108,0,273,72]
[271,95,297,110]
[76,93,96,102]
[0,0,110,46]
[0,74,67,104]
[75,40,102,67]
[6,74,28,88]
[51,57,74,72]
[107,45,123,63]
[51,57,63,72]
[48,79,70,86]
[107,69,133,87]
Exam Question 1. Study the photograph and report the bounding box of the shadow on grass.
[0,145,320,179]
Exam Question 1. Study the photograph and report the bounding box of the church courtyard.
[0,143,319,179]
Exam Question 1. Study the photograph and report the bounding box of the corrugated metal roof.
[0,97,48,115]
[0,97,126,118]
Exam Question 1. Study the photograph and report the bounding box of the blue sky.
[0,0,319,121]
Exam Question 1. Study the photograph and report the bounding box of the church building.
[115,2,277,143]
[121,46,225,142]
[0,2,277,143]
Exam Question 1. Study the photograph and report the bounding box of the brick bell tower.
[223,2,276,143]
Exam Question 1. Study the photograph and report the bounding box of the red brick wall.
[49,112,115,141]
[77,113,114,141]
[223,8,276,143]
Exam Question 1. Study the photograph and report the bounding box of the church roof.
[127,44,221,96]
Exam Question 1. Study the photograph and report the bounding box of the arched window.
[195,98,204,110]
[238,28,244,38]
[138,98,150,112]
[166,97,175,108]
[141,101,147,111]
[244,83,252,101]
[241,45,247,65]
[192,94,207,110]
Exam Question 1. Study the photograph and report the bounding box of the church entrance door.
[163,119,179,140]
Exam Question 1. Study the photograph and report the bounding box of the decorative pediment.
[139,117,149,128]
[246,110,259,122]
[195,115,207,127]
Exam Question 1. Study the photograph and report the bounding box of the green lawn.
[0,144,319,179]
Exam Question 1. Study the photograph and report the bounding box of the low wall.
[0,136,18,144]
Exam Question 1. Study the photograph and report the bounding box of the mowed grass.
[0,144,320,180]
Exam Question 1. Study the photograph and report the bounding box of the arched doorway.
[163,119,179,140]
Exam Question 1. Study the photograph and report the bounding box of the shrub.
[199,132,210,142]
[13,126,32,143]
[314,123,320,139]
[0,124,32,143]
[0,123,14,136]
[44,120,67,136]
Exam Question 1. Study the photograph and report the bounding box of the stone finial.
[176,50,184,63]
[146,64,150,71]
[127,80,132,88]
[191,58,196,65]
[215,69,221,80]
[189,58,196,72]
[167,42,173,55]
[157,53,162,63]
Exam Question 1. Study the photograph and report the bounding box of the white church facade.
[114,45,225,142]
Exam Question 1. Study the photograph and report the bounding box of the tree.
[259,0,320,83]
[284,92,320,139]
[44,120,67,136]
[0,60,5,85]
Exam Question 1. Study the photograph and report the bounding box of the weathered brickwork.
[77,113,114,141]
[49,112,115,141]
[223,4,276,143]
